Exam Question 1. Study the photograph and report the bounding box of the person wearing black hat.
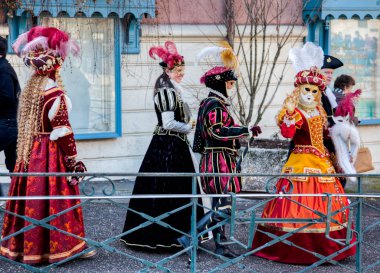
[321,54,344,126]
[177,46,261,261]
[321,54,346,187]
[0,36,20,204]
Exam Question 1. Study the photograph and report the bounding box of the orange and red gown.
[1,85,86,264]
[252,106,356,264]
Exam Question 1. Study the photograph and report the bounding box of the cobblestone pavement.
[0,197,379,273]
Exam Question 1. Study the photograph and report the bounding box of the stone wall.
[241,147,288,192]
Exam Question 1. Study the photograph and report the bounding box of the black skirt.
[121,134,206,249]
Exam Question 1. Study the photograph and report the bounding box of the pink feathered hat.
[13,26,79,58]
[12,26,80,74]
[148,41,184,70]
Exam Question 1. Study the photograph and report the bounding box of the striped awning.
[16,0,155,19]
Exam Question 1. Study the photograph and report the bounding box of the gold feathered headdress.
[197,41,238,70]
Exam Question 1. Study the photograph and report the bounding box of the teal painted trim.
[303,0,380,21]
[114,16,123,138]
[305,21,316,42]
[302,0,322,22]
[359,119,380,125]
[321,0,380,20]
[74,132,121,140]
[317,20,324,48]
[7,12,31,53]
[7,17,18,52]
[0,172,378,272]
[356,177,363,273]
[17,0,156,19]
[322,19,330,54]
[120,16,141,54]
[190,176,198,272]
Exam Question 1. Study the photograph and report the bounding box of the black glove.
[249,126,262,137]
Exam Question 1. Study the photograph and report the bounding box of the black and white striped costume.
[121,72,207,249]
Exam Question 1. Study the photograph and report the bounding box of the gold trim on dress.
[0,241,86,261]
[260,223,346,233]
[153,125,187,142]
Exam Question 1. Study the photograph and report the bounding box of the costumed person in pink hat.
[0,26,96,264]
[251,42,356,264]
[121,41,208,250]
[177,45,262,259]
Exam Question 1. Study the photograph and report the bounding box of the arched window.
[121,13,139,54]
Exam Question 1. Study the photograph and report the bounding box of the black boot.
[177,210,214,256]
[214,243,239,259]
[212,225,238,259]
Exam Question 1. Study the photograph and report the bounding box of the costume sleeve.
[325,87,338,109]
[154,88,177,112]
[161,111,191,133]
[277,108,303,139]
[48,94,77,159]
[206,107,249,140]
[154,88,191,134]
[0,73,17,104]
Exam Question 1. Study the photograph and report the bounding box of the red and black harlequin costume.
[251,43,356,264]
[0,26,89,264]
[121,42,208,249]
[177,46,261,258]
[193,66,249,194]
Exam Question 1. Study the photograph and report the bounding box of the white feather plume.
[196,46,224,65]
[21,36,49,56]
[12,31,29,55]
[289,42,324,73]
[68,38,80,57]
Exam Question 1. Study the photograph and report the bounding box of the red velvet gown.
[1,86,86,264]
[252,106,356,264]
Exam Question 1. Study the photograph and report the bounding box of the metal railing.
[0,172,379,273]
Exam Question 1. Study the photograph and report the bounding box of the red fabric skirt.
[252,177,356,264]
[1,135,86,264]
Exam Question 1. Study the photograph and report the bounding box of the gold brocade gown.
[252,106,356,264]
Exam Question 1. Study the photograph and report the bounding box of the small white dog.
[330,115,360,182]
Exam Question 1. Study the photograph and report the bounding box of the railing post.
[190,175,198,272]
[356,176,363,273]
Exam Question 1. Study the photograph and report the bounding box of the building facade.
[0,0,379,174]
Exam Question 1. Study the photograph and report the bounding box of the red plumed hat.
[148,41,184,69]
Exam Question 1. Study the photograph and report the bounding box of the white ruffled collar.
[45,78,58,90]
[170,79,186,99]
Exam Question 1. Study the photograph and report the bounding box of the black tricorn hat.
[321,55,343,69]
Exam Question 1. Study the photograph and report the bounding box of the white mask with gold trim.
[299,84,320,107]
